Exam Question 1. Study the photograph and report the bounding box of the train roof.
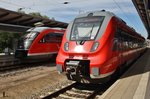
[27,27,65,33]
[81,10,145,40]
[76,10,115,18]
[76,10,127,25]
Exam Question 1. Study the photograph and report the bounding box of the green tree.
[29,12,49,19]
[0,32,20,53]
[17,9,49,19]
[17,8,25,14]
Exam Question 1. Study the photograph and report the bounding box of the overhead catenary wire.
[0,0,37,12]
[112,0,139,30]
[0,0,143,33]
[122,0,144,33]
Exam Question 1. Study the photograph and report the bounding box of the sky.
[0,0,148,38]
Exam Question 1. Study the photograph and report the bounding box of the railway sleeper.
[66,90,89,98]
[59,94,78,99]
[71,88,93,94]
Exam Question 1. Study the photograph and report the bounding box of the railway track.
[0,60,54,73]
[42,81,113,99]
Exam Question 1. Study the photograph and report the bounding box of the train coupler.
[66,61,80,75]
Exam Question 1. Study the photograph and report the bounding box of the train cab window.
[18,31,39,49]
[70,16,104,41]
[24,31,39,40]
[40,33,63,43]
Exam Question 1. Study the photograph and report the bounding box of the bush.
[0,32,20,53]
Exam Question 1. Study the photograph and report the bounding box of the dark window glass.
[40,33,63,43]
[113,38,118,51]
[114,28,145,51]
[112,28,121,51]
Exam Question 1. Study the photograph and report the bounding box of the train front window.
[24,31,39,40]
[24,32,39,48]
[71,16,104,40]
[18,31,39,49]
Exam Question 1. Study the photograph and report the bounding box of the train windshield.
[17,31,39,49]
[70,16,104,40]
[24,31,39,40]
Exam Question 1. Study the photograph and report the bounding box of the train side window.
[39,38,45,43]
[128,36,133,49]
[112,29,120,51]
[117,29,123,51]
[39,35,48,43]
[125,33,129,50]
[113,38,118,51]
[121,31,131,51]
[40,33,63,43]
[49,33,63,43]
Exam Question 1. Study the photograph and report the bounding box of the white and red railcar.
[15,27,65,60]
[56,11,146,83]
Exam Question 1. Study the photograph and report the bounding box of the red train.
[56,11,146,83]
[15,27,65,60]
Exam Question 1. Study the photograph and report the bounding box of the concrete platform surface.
[98,48,150,99]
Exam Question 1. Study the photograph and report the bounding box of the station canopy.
[0,8,68,32]
[132,0,150,39]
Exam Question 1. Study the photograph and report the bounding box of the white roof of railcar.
[76,10,115,18]
[27,27,65,32]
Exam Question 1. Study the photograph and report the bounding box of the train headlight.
[64,42,69,51]
[90,42,99,52]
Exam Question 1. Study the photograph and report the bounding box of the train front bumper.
[15,49,28,58]
[56,59,113,78]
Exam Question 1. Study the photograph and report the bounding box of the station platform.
[98,48,150,99]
